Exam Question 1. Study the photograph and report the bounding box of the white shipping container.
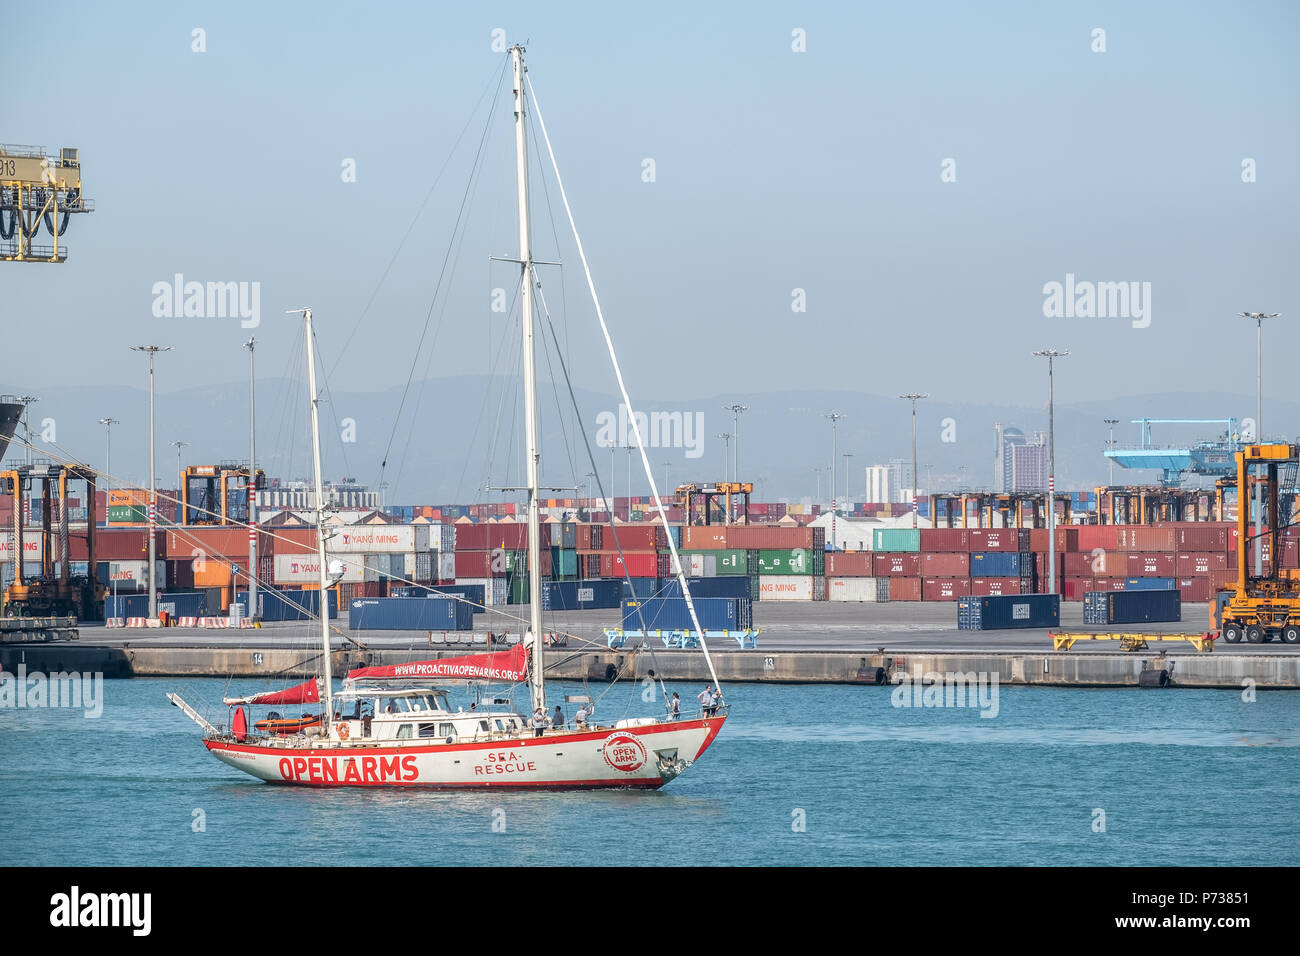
[98,560,167,589]
[686,554,717,577]
[273,553,363,585]
[757,575,814,601]
[330,525,428,554]
[827,576,884,602]
[456,577,507,606]
[0,536,44,561]
[426,524,454,552]
[438,552,455,581]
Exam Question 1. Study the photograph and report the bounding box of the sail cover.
[223,678,321,707]
[345,644,528,684]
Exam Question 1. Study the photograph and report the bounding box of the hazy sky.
[8,0,1299,430]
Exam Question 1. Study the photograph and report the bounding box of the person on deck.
[575,703,590,728]
[668,692,681,720]
[697,686,715,716]
[531,708,548,737]
[553,704,564,729]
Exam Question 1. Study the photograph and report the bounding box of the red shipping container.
[1175,577,1211,602]
[1062,577,1095,600]
[1063,550,1129,576]
[1029,527,1078,553]
[825,553,873,576]
[267,527,319,554]
[970,576,1021,596]
[611,553,658,577]
[725,525,822,550]
[1284,539,1299,568]
[921,551,970,576]
[919,528,969,552]
[1170,523,1230,552]
[922,577,971,601]
[1035,552,1065,580]
[1209,570,1235,592]
[1095,577,1128,591]
[873,553,921,576]
[887,577,922,601]
[1075,526,1120,552]
[99,528,168,561]
[607,525,657,550]
[1115,527,1175,551]
[967,529,1019,552]
[1126,552,1176,576]
[1175,552,1229,576]
[681,526,727,549]
[454,551,496,578]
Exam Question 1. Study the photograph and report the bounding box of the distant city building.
[258,478,380,510]
[995,426,1048,492]
[865,465,892,504]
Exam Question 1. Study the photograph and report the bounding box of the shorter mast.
[293,307,334,726]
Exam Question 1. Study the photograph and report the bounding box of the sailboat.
[168,46,728,789]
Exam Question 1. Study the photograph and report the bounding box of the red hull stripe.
[256,778,665,790]
[206,717,723,760]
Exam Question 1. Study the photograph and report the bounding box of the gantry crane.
[1,145,94,263]
[2,463,102,617]
[181,463,266,525]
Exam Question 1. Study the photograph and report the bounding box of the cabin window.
[479,720,490,732]
[493,719,506,732]
[438,722,457,739]
[396,724,414,740]
[418,723,438,738]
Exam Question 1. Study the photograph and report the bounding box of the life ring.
[337,723,350,740]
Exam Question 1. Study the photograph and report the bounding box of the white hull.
[205,716,725,789]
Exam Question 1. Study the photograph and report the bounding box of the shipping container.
[1028,528,1078,553]
[455,577,508,606]
[1064,550,1129,576]
[1123,577,1176,591]
[919,551,970,576]
[237,588,338,621]
[873,529,921,552]
[102,529,168,561]
[1174,576,1211,602]
[1083,589,1181,625]
[1126,552,1176,577]
[421,583,486,612]
[922,577,971,601]
[968,551,1022,577]
[620,577,660,600]
[542,578,622,611]
[958,594,1059,630]
[757,548,821,575]
[96,560,166,589]
[1115,527,1176,552]
[825,552,873,576]
[1075,526,1120,552]
[757,575,815,601]
[348,596,474,631]
[659,577,754,600]
[872,552,921,576]
[967,529,1019,552]
[918,528,970,552]
[887,577,922,601]
[1062,577,1095,601]
[826,577,889,602]
[970,576,1022,596]
[1170,523,1230,553]
[273,552,363,585]
[156,591,209,618]
[726,525,824,551]
[621,597,751,631]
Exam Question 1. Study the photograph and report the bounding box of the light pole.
[813,466,823,503]
[170,440,188,485]
[131,345,171,618]
[1238,312,1280,577]
[244,336,259,621]
[1032,350,1067,595]
[722,403,747,486]
[715,433,732,483]
[825,412,843,548]
[98,417,119,490]
[899,394,928,529]
[1103,418,1118,487]
[16,395,39,466]
[842,453,855,510]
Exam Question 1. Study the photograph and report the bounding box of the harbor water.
[1,678,1297,866]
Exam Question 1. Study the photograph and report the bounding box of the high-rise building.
[865,465,892,504]
[998,429,1047,492]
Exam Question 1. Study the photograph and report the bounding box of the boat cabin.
[329,686,526,744]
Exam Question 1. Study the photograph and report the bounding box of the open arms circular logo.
[601,732,647,773]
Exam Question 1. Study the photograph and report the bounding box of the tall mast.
[295,307,333,724]
[512,45,546,713]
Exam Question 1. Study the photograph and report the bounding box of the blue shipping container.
[349,597,473,631]
[104,594,150,619]
[968,552,1022,577]
[157,591,207,618]
[237,588,338,622]
[1083,589,1181,625]
[658,576,753,600]
[620,577,661,601]
[621,597,751,632]
[543,579,621,611]
[958,594,1059,630]
[1122,577,1176,591]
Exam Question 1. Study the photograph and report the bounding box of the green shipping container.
[873,529,921,552]
[108,505,147,523]
[507,571,530,604]
[553,548,578,577]
[757,548,818,575]
[680,549,750,575]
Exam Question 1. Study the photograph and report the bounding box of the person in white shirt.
[697,686,715,716]
[575,703,590,727]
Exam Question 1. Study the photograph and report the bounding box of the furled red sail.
[345,644,528,684]
[223,678,321,707]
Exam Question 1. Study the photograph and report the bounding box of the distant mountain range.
[2,376,1294,506]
